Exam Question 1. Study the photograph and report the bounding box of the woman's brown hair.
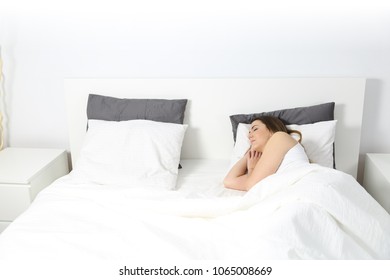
[250,115,302,142]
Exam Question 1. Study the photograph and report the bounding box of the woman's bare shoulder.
[267,131,297,150]
[270,131,297,142]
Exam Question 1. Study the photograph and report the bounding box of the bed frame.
[65,78,366,178]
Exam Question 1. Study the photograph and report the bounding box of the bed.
[0,78,389,263]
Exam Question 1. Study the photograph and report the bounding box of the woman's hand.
[247,149,261,175]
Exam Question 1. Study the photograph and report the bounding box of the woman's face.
[248,120,272,151]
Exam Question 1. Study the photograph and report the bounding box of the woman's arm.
[223,132,297,191]
[223,152,249,191]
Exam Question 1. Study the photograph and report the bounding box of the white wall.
[1,0,390,181]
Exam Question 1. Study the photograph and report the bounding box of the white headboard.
[65,78,366,178]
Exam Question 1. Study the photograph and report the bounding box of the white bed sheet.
[0,160,389,261]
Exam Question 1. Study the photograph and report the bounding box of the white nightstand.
[363,153,390,214]
[0,148,69,233]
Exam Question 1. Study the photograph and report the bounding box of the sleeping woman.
[223,115,309,191]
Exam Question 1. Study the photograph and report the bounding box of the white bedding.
[0,160,389,260]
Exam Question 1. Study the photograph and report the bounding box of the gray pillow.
[87,94,188,124]
[230,102,335,142]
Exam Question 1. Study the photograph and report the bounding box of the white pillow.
[230,120,337,168]
[230,123,252,167]
[71,119,188,190]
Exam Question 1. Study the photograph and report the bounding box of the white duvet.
[0,161,389,260]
